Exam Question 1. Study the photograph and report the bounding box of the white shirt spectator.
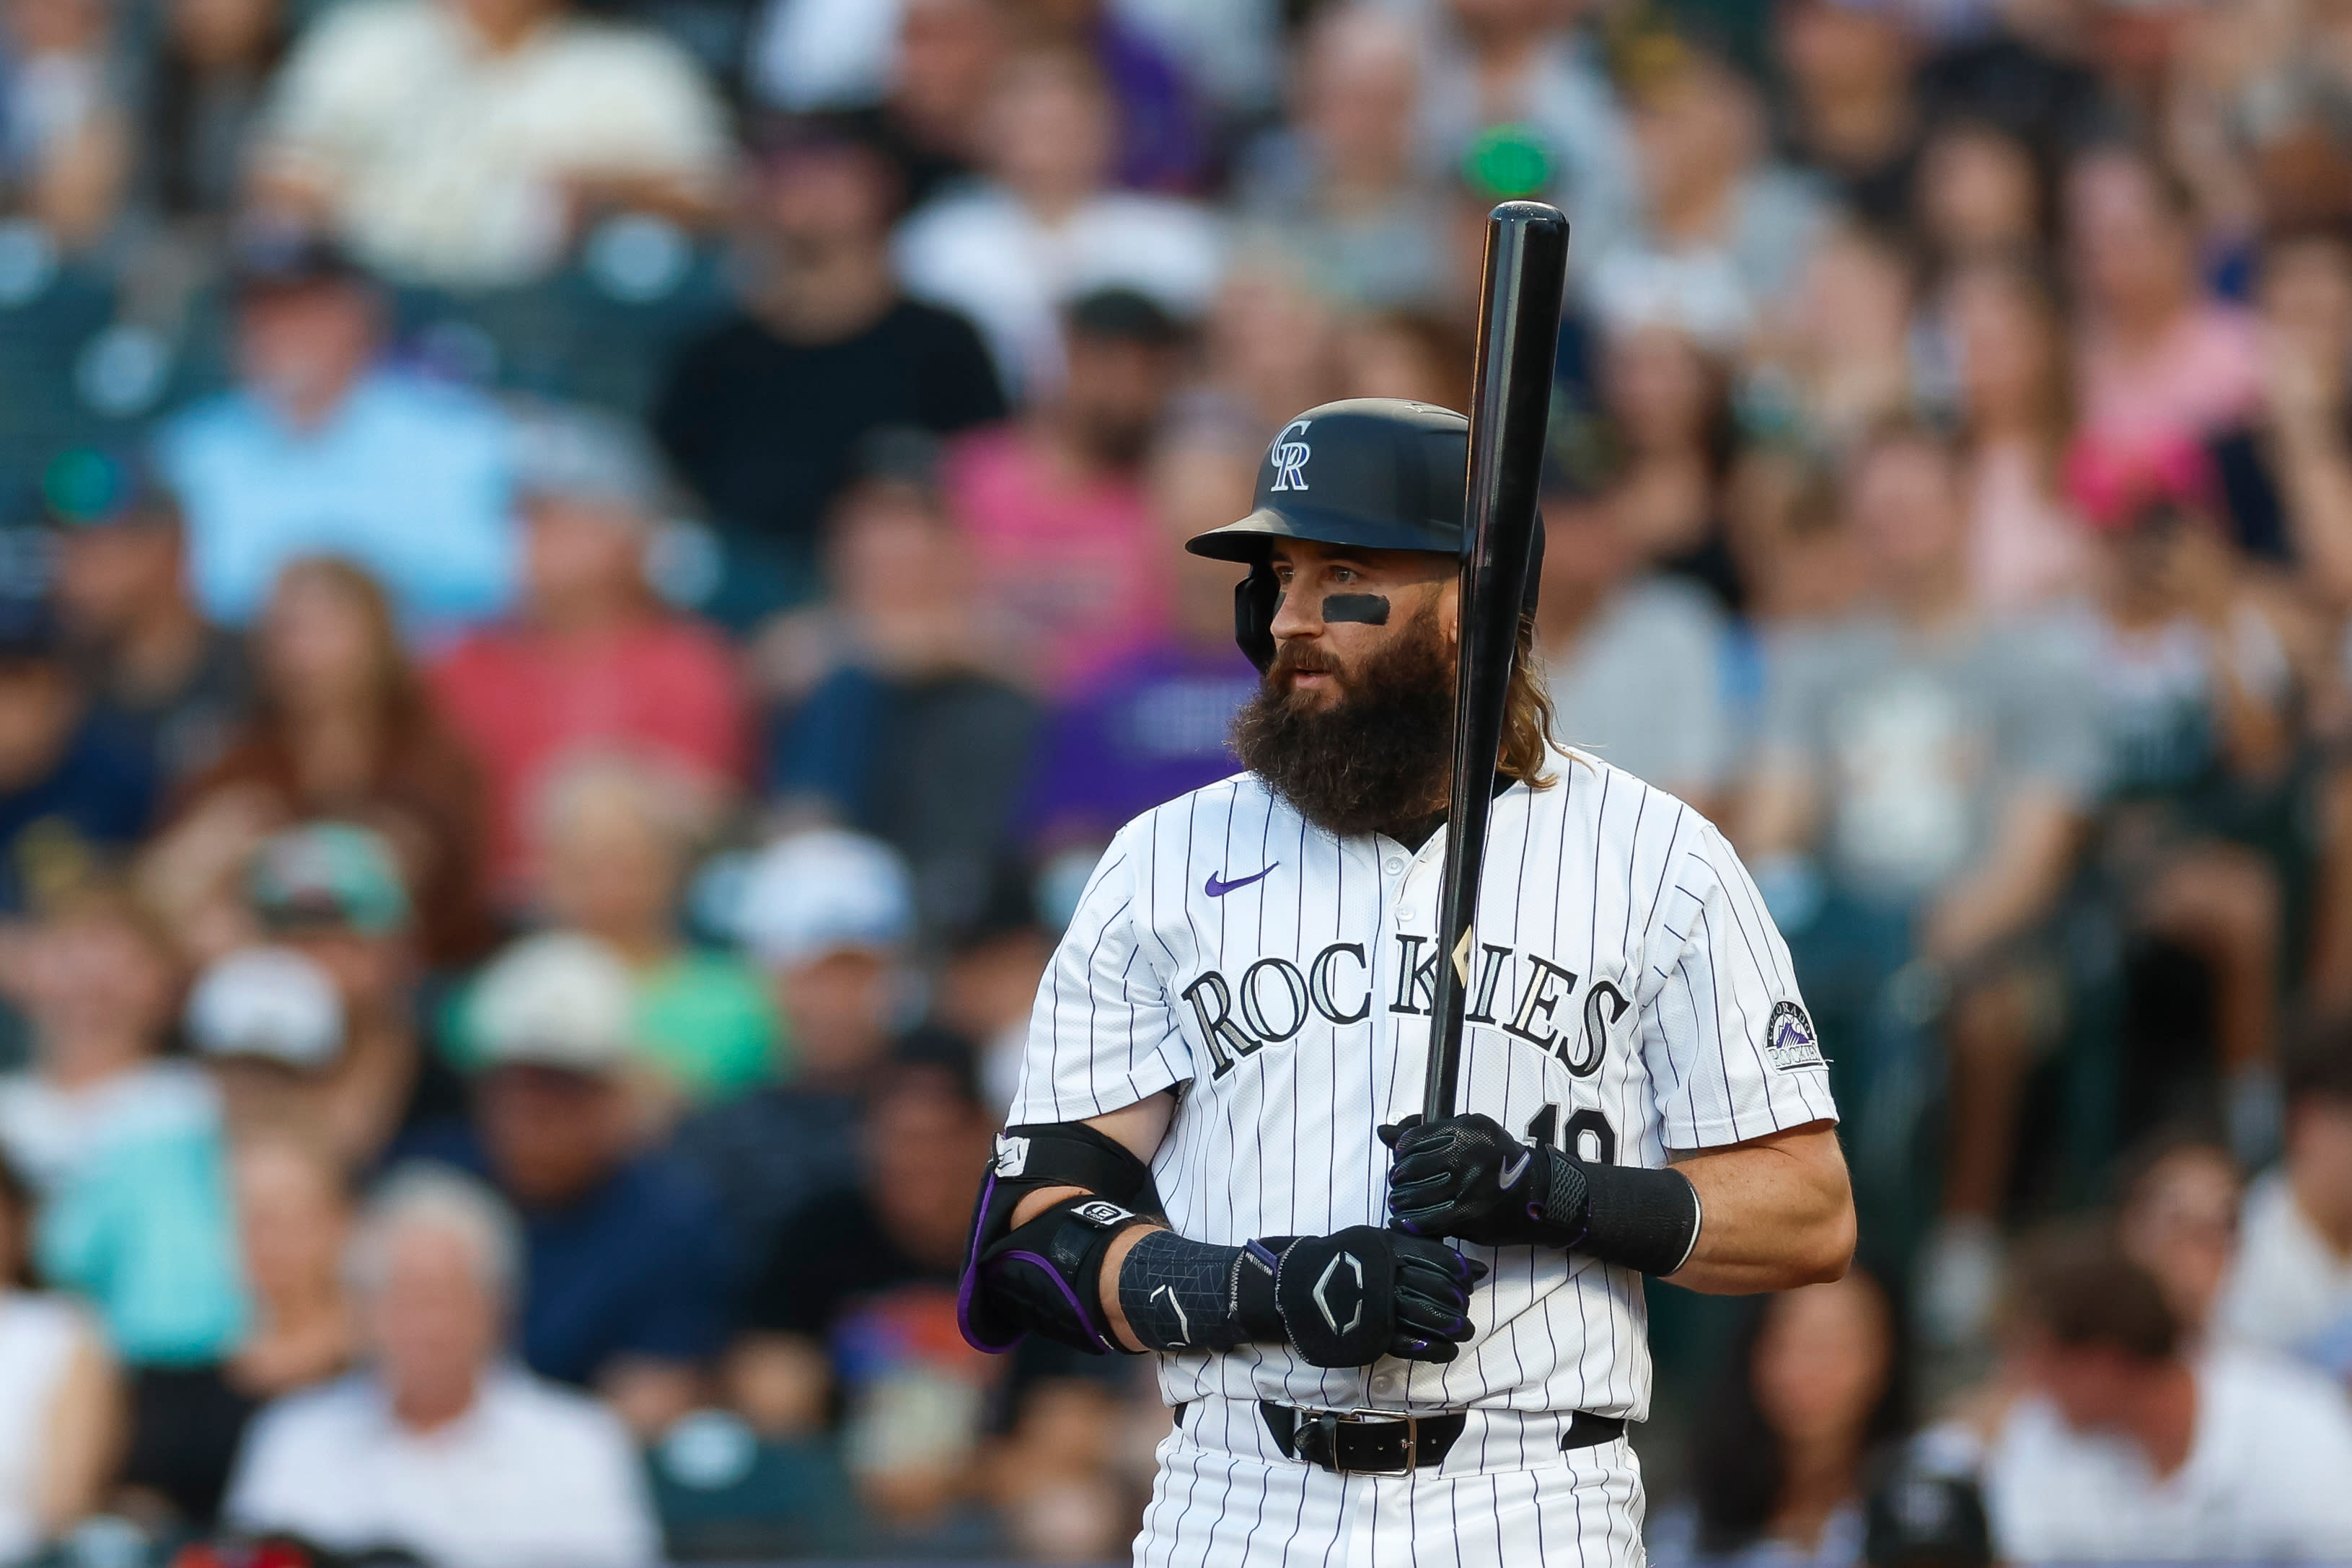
[1540,576,1732,803]
[257,0,730,286]
[1982,1348,2352,1561]
[226,1365,659,1568]
[2216,1168,2352,1361]
[893,185,1223,400]
[0,1296,97,1563]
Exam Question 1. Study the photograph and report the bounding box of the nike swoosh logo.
[1205,865,1277,898]
[1499,1150,1533,1189]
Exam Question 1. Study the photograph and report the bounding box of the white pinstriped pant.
[1134,1396,1647,1567]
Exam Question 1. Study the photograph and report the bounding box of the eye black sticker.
[1321,594,1390,625]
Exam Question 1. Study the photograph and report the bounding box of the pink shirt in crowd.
[430,616,749,891]
[1967,440,2091,612]
[943,427,1171,694]
[2077,302,2263,447]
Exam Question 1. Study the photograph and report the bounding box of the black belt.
[1256,1402,1624,1475]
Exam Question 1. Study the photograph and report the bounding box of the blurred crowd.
[0,0,2347,1562]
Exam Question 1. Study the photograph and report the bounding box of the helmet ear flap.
[1235,559,1279,674]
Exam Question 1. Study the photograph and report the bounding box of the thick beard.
[1230,602,1455,838]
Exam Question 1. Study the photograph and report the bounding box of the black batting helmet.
[1186,397,1539,672]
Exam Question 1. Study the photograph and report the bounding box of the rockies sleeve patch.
[1764,1000,1825,1071]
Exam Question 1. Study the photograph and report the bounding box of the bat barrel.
[1423,201,1569,1122]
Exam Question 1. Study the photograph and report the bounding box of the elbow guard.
[958,1122,1162,1355]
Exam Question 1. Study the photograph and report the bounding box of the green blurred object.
[247,822,413,937]
[1463,125,1556,201]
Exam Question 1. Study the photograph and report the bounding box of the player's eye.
[1331,568,1359,583]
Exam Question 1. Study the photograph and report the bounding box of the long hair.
[1500,615,1559,790]
[256,555,433,739]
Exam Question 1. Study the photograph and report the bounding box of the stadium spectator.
[727,1052,998,1527]
[1533,488,1733,819]
[1983,1231,2352,1558]
[768,461,1041,935]
[249,0,729,287]
[2066,146,2263,452]
[675,829,914,1272]
[184,943,349,1143]
[524,756,777,1111]
[163,560,495,967]
[0,0,128,248]
[154,231,519,631]
[2115,1134,2240,1346]
[1230,6,1448,312]
[1942,255,2089,612]
[0,596,157,915]
[431,402,748,896]
[224,1165,661,1568]
[2063,444,2294,1164]
[1021,425,1254,853]
[1912,118,2047,267]
[1590,35,1828,352]
[0,882,246,1366]
[2216,1023,2352,1363]
[0,1158,118,1562]
[1752,221,1919,462]
[892,47,1224,399]
[1740,424,2099,1347]
[118,1128,355,1525]
[134,0,288,232]
[46,450,252,788]
[943,287,1183,692]
[410,932,729,1437]
[1775,0,1922,229]
[1652,1270,1905,1564]
[1413,0,1637,263]
[652,118,1003,629]
[1580,322,1744,613]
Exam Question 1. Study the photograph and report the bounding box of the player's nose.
[1268,583,1324,639]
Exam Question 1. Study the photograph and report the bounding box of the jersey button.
[1383,857,1405,876]
[1370,1369,1404,1399]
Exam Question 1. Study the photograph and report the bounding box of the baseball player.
[960,399,1856,1564]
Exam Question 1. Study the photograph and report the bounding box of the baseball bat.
[1422,200,1569,1122]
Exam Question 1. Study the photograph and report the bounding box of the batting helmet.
[1186,397,1540,673]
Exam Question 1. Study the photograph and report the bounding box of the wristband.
[1117,1230,1286,1352]
[1572,1162,1702,1276]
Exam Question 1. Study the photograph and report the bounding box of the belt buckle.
[1327,1409,1417,1476]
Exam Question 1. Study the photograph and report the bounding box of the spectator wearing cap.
[892,46,1224,401]
[117,1127,357,1528]
[674,829,917,1272]
[2215,1023,2352,1367]
[767,462,1041,935]
[506,755,777,1112]
[401,933,729,1437]
[725,1051,999,1523]
[941,286,1184,692]
[0,594,157,915]
[1230,6,1449,313]
[247,0,728,288]
[429,402,749,899]
[186,944,348,1139]
[652,117,1004,630]
[45,449,252,788]
[1412,0,1638,270]
[152,231,517,631]
[1981,1230,2352,1559]
[159,559,496,967]
[224,1166,661,1568]
[0,881,246,1367]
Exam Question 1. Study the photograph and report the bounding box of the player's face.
[1265,540,1458,710]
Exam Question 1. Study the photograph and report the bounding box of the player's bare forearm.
[1664,1122,1854,1294]
[1006,1092,1176,1352]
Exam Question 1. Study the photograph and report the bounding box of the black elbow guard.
[958,1122,1162,1355]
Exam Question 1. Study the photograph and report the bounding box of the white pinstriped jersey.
[1006,744,1838,1422]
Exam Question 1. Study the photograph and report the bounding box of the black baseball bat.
[1422,200,1569,1122]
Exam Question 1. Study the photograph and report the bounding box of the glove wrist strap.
[1564,1160,1703,1276]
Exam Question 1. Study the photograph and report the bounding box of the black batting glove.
[1262,1225,1486,1367]
[1380,1113,1589,1249]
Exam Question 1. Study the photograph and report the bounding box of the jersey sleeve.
[1637,819,1838,1150]
[1006,829,1189,1124]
